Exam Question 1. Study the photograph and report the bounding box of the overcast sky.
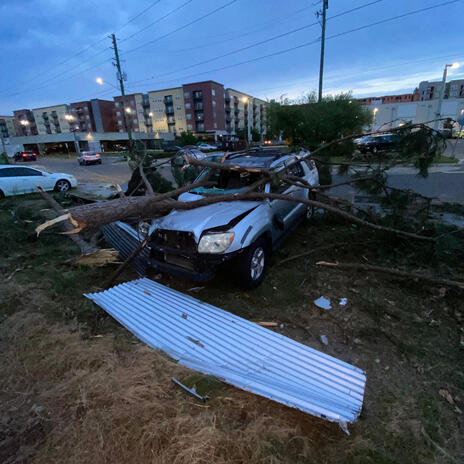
[0,0,462,114]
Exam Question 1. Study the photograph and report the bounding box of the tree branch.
[316,261,464,290]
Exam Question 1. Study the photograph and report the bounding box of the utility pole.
[111,33,134,158]
[318,0,328,103]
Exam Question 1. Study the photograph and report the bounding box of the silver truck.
[147,148,319,288]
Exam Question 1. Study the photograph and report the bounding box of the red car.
[14,151,37,162]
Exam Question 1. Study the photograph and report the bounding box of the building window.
[116,111,121,116]
[175,95,180,99]
[186,114,191,120]
[115,102,119,107]
[88,123,92,128]
[177,116,182,120]
[176,106,181,110]
[185,103,191,109]
[118,120,122,125]
[187,124,193,130]
[133,119,138,124]
[212,89,216,96]
[86,115,90,120]
[131,101,135,106]
[84,106,88,111]
[213,111,216,118]
[119,129,123,132]
[184,92,190,98]
[212,100,216,107]
[214,122,217,129]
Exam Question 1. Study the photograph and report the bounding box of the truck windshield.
[190,168,264,194]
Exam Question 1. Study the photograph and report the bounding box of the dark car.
[356,134,397,154]
[14,151,37,162]
[164,145,182,152]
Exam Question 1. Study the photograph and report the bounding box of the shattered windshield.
[190,168,265,194]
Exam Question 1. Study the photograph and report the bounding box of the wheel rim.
[250,247,265,280]
[57,180,69,192]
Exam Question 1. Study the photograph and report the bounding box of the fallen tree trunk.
[36,186,96,254]
[316,261,464,290]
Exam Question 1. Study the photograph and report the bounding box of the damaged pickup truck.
[103,149,319,288]
[144,149,319,288]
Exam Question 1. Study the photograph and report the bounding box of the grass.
[1,196,464,463]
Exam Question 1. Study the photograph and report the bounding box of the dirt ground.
[1,194,463,463]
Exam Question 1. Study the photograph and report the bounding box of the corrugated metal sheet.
[85,278,366,428]
[101,221,150,276]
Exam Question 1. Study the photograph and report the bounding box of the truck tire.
[235,237,269,289]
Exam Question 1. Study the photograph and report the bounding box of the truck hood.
[151,192,260,240]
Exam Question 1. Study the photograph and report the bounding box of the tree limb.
[316,261,464,290]
[36,186,96,254]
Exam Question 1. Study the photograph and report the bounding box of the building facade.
[113,93,147,133]
[182,81,226,134]
[31,104,71,135]
[148,87,186,135]
[358,93,418,105]
[13,109,38,136]
[0,116,17,138]
[69,99,116,133]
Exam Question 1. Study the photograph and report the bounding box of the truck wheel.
[235,237,269,289]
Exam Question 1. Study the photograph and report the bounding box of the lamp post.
[241,96,251,143]
[433,62,460,131]
[372,107,379,130]
[65,114,80,155]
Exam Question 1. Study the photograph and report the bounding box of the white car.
[0,165,77,198]
[78,151,102,165]
[197,142,217,150]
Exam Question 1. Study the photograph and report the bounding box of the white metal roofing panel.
[84,278,366,428]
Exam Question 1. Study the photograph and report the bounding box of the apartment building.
[13,109,38,136]
[113,93,147,132]
[0,116,17,138]
[225,88,249,134]
[182,81,226,134]
[31,104,71,135]
[252,97,267,136]
[448,80,464,99]
[148,87,186,134]
[358,93,418,105]
[69,99,116,132]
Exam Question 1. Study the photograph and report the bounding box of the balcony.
[193,91,203,100]
[194,103,203,111]
[164,95,173,104]
[234,109,239,115]
[165,106,174,115]
[196,113,204,121]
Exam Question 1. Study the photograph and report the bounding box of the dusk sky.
[0,0,462,114]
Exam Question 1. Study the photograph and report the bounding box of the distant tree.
[179,131,197,146]
[236,128,248,141]
[251,128,261,143]
[266,92,372,154]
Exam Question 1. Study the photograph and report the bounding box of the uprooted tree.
[35,92,462,288]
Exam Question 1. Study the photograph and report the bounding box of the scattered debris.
[6,268,22,281]
[314,296,332,310]
[171,377,209,403]
[320,335,329,345]
[71,249,119,267]
[256,321,278,327]
[187,286,205,293]
[339,298,348,306]
[85,278,366,430]
[439,389,462,413]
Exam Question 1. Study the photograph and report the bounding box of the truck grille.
[151,229,197,254]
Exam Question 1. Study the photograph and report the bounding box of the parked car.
[14,151,37,162]
[196,142,217,150]
[0,165,77,198]
[356,134,397,154]
[78,151,102,165]
[164,145,183,152]
[149,149,319,288]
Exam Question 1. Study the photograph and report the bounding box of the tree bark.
[316,261,464,289]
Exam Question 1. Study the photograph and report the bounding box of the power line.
[124,0,459,92]
[124,0,240,54]
[1,0,165,96]
[128,0,384,86]
[120,0,195,42]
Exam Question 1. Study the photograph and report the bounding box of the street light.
[241,96,248,104]
[65,114,80,155]
[96,77,119,90]
[434,62,460,131]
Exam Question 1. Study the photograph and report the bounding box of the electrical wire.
[124,0,460,92]
[124,0,240,54]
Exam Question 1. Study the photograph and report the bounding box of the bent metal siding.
[85,278,366,429]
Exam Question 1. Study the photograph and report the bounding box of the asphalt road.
[16,156,132,185]
[14,154,464,203]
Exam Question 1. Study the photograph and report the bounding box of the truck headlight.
[198,232,235,254]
